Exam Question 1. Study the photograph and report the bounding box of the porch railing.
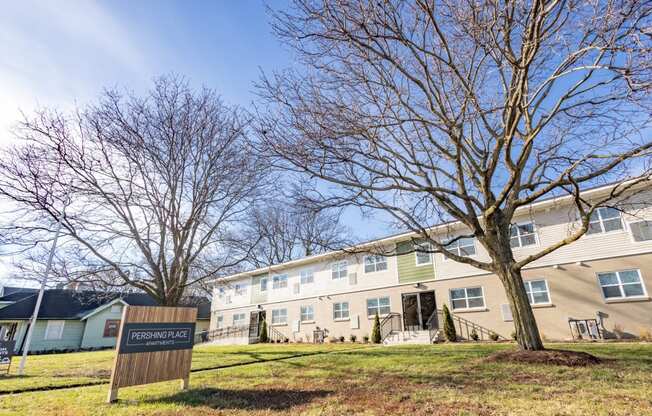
[204,325,249,342]
[267,324,286,343]
[436,309,505,341]
[380,312,402,342]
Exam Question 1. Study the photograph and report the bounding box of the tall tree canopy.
[257,0,652,350]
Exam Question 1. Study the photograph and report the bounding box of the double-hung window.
[366,297,390,317]
[444,237,476,258]
[331,261,348,280]
[450,287,485,310]
[272,274,288,289]
[524,280,551,305]
[629,220,652,242]
[300,270,314,285]
[234,283,245,296]
[510,222,537,248]
[333,302,350,320]
[216,315,224,329]
[44,320,65,340]
[587,207,624,235]
[415,242,432,265]
[598,269,647,300]
[260,277,268,292]
[103,320,120,338]
[364,255,388,273]
[271,308,288,325]
[232,313,246,327]
[300,305,314,322]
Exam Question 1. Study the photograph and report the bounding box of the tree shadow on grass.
[149,387,332,411]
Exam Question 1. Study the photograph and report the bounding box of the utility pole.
[17,217,64,375]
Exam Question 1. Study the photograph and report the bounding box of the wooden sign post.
[107,306,197,403]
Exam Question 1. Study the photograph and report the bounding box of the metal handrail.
[205,325,249,341]
[380,312,401,342]
[267,324,286,343]
[436,309,505,341]
[425,309,439,342]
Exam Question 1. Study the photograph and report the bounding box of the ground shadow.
[148,387,332,411]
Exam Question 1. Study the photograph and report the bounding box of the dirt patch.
[485,349,601,367]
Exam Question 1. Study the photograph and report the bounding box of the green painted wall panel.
[396,241,436,283]
[250,274,268,304]
[27,320,85,352]
[80,304,124,349]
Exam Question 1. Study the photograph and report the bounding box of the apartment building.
[209,183,652,343]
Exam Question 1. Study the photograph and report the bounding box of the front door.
[402,291,437,330]
[248,311,266,341]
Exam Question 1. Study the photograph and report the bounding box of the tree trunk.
[496,264,545,351]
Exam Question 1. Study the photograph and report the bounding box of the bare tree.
[243,198,348,268]
[257,0,652,350]
[0,76,268,306]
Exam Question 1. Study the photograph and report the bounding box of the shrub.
[284,338,289,343]
[259,320,268,343]
[489,331,499,341]
[363,335,370,343]
[329,336,339,343]
[339,335,345,343]
[371,312,382,344]
[442,304,457,342]
[470,328,479,341]
[639,328,652,341]
[350,334,357,343]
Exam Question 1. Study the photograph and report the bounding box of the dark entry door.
[402,291,437,330]
[249,311,266,341]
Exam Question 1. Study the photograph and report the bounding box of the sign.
[107,306,197,403]
[0,341,15,370]
[119,322,195,354]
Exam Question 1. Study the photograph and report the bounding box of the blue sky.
[0,0,391,283]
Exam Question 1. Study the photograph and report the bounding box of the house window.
[510,222,537,248]
[333,302,350,320]
[524,280,550,305]
[331,261,348,280]
[415,242,432,265]
[272,274,288,289]
[300,305,314,322]
[110,304,122,314]
[218,287,225,298]
[444,237,476,258]
[216,315,224,329]
[271,308,288,325]
[300,270,314,284]
[450,287,485,310]
[260,277,268,292]
[103,319,120,338]
[598,269,647,300]
[234,283,246,296]
[364,255,388,273]
[225,295,232,304]
[629,220,652,242]
[366,296,390,317]
[44,320,65,340]
[232,313,246,326]
[586,207,624,235]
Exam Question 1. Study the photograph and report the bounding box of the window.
[232,313,246,326]
[331,261,348,280]
[444,237,476,258]
[364,255,388,273]
[415,242,432,265]
[450,287,485,310]
[110,304,122,314]
[598,269,647,300]
[524,280,551,305]
[218,287,225,298]
[333,302,350,320]
[272,274,288,289]
[366,296,391,317]
[510,223,537,248]
[225,295,232,305]
[300,305,314,322]
[629,220,652,242]
[103,319,120,338]
[216,315,224,329]
[44,320,65,340]
[586,207,624,235]
[234,283,246,296]
[271,308,288,325]
[260,277,268,292]
[300,270,314,285]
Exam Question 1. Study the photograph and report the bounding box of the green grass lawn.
[1,342,651,415]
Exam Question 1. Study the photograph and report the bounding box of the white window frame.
[44,320,65,340]
[442,237,476,260]
[234,283,246,296]
[524,279,551,305]
[628,219,652,243]
[363,255,388,273]
[449,287,486,311]
[415,242,433,266]
[232,313,246,327]
[332,301,350,320]
[260,277,268,292]
[509,222,538,249]
[331,261,348,280]
[597,269,648,301]
[366,296,391,317]
[271,308,288,325]
[585,207,625,236]
[272,274,288,290]
[216,315,224,329]
[110,304,123,314]
[300,270,314,285]
[300,305,314,322]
